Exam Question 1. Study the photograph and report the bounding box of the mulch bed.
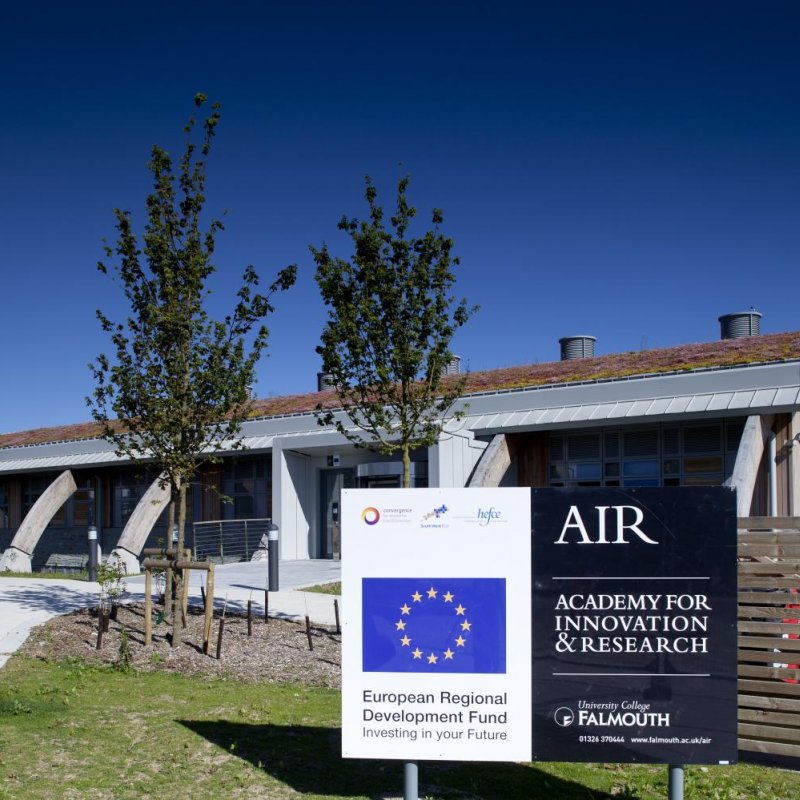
[18,601,342,689]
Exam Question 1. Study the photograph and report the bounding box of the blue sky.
[1,1,798,434]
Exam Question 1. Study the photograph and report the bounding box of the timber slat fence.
[738,516,800,759]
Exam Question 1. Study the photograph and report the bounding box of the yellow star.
[427,587,437,599]
[411,591,423,602]
[460,620,471,631]
[400,604,411,615]
[442,591,454,603]
[400,635,411,647]
[443,648,455,660]
[455,604,466,616]
[412,648,423,659]
[395,619,406,630]
[427,652,438,664]
[455,635,466,647]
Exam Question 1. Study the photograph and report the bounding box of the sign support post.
[404,761,418,800]
[668,764,684,800]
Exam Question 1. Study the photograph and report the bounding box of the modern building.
[1,312,798,572]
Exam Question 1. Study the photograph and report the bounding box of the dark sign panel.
[531,487,738,764]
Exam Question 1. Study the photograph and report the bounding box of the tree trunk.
[170,477,187,648]
[164,496,175,622]
[402,445,411,489]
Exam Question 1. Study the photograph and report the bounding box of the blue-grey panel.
[707,393,734,411]
[730,391,756,408]
[607,402,635,418]
[686,394,713,413]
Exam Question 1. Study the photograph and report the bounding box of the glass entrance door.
[320,468,354,559]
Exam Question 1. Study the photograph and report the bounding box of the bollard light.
[268,522,279,591]
[88,525,99,582]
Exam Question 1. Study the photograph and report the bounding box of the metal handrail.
[192,517,272,563]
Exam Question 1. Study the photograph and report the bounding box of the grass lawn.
[1,657,798,799]
[304,582,341,595]
[0,572,89,581]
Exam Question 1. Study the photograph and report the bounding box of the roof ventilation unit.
[719,311,761,340]
[559,335,596,360]
[442,355,461,376]
[317,372,334,392]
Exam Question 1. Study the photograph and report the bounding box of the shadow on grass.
[179,719,619,799]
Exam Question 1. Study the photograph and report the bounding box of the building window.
[548,420,744,489]
[221,459,270,520]
[0,482,8,528]
[22,474,66,527]
[110,471,198,529]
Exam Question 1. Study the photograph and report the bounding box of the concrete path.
[0,559,340,669]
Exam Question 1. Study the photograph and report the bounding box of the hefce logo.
[477,507,502,526]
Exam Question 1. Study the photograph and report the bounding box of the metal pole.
[668,764,684,800]
[268,522,279,591]
[88,525,98,582]
[404,761,418,800]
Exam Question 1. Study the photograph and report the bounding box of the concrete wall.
[429,427,488,488]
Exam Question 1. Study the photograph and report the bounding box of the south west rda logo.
[421,504,448,523]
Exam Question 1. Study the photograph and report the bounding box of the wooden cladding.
[738,516,800,759]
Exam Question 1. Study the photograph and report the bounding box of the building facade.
[1,320,799,572]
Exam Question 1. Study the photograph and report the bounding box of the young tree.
[311,176,475,487]
[89,94,296,645]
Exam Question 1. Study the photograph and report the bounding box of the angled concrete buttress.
[0,470,78,572]
[468,434,517,487]
[110,474,170,575]
[726,414,775,517]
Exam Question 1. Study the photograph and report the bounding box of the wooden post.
[334,598,340,635]
[305,615,314,651]
[247,600,253,637]
[144,568,153,646]
[264,589,269,624]
[216,618,225,660]
[181,560,190,626]
[203,563,214,655]
[164,567,173,622]
[96,612,105,650]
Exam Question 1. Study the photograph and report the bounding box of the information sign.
[531,487,738,764]
[342,488,532,761]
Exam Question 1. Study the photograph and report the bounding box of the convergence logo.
[362,507,381,525]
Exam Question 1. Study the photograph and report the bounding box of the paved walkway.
[0,560,341,669]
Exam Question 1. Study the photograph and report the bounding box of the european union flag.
[362,577,506,674]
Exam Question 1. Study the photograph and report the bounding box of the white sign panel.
[341,488,532,762]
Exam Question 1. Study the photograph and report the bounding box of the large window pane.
[569,463,601,480]
[547,419,745,490]
[222,458,269,520]
[0,482,8,528]
[22,474,65,527]
[622,460,660,477]
[683,456,723,474]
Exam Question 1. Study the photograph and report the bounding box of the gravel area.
[18,601,342,689]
